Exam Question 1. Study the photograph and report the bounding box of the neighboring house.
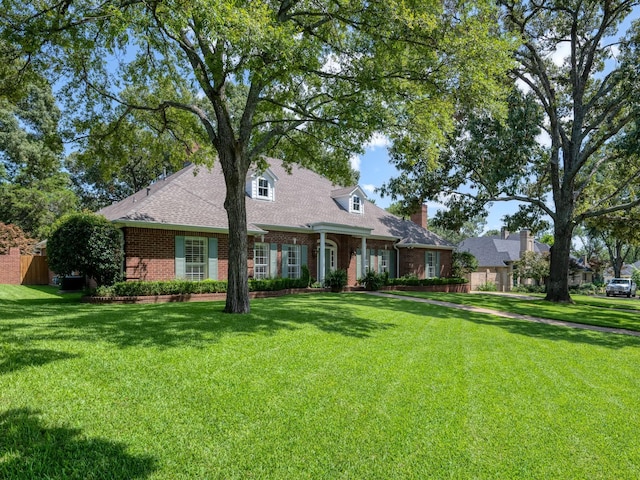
[604,260,640,282]
[98,160,454,286]
[458,229,550,292]
[568,256,594,287]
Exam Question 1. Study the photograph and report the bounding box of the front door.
[318,241,337,278]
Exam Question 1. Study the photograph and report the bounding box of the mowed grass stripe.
[1,288,640,478]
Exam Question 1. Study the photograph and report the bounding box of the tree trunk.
[545,216,573,303]
[221,152,250,314]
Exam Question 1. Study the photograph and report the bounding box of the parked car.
[605,278,637,297]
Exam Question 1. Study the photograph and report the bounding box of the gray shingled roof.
[458,234,550,267]
[99,160,453,248]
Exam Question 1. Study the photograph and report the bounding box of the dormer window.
[331,185,367,214]
[246,167,278,201]
[352,195,361,213]
[257,177,270,199]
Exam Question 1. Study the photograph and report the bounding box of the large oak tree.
[2,1,512,312]
[383,1,640,302]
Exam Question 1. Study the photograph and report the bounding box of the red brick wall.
[121,227,452,283]
[123,228,228,281]
[399,248,452,279]
[0,247,21,284]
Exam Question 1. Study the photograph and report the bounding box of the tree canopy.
[2,0,514,312]
[0,55,77,238]
[382,0,640,302]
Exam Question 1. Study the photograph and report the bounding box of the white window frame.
[257,177,270,199]
[351,195,361,213]
[379,250,390,273]
[287,244,301,279]
[185,237,207,281]
[426,251,440,278]
[254,242,269,279]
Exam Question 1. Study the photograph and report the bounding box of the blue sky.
[351,138,514,233]
[353,7,640,235]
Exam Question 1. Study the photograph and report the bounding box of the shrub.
[359,269,387,291]
[512,284,545,294]
[324,269,348,292]
[477,281,497,292]
[386,275,466,287]
[94,276,317,297]
[48,212,123,287]
[451,251,478,278]
[95,279,228,297]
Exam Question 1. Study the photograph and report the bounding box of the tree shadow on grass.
[5,291,637,350]
[0,408,156,479]
[0,347,78,375]
[0,294,398,350]
[358,294,640,350]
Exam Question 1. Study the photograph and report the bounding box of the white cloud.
[365,133,391,150]
[350,155,361,171]
[549,40,571,66]
[536,130,552,147]
[362,183,376,194]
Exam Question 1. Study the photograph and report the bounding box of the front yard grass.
[387,290,640,332]
[2,286,640,478]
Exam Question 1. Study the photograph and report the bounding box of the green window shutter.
[301,245,308,268]
[436,251,441,278]
[282,245,289,278]
[389,249,396,278]
[270,243,278,278]
[175,235,185,278]
[356,248,362,279]
[208,238,218,280]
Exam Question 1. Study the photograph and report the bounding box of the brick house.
[458,228,549,291]
[98,160,454,285]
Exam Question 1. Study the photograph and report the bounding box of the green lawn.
[386,291,640,332]
[2,286,640,478]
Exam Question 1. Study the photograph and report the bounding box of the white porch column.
[319,232,326,283]
[361,236,367,275]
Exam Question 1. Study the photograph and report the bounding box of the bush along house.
[98,160,454,286]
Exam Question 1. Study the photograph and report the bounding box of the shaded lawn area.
[2,286,640,479]
[387,291,640,332]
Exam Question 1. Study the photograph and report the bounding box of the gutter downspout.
[118,228,125,280]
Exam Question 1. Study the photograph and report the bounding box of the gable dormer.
[331,186,367,214]
[246,168,278,201]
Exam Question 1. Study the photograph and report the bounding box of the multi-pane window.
[352,195,361,212]
[254,243,269,279]
[379,250,390,273]
[185,237,206,281]
[287,245,301,279]
[426,251,440,278]
[257,177,269,198]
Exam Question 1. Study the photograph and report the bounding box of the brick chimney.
[501,227,509,239]
[520,229,533,254]
[410,204,428,229]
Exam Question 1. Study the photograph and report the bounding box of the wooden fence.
[20,255,50,285]
[0,248,50,285]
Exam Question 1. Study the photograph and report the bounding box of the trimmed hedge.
[95,277,310,297]
[386,275,467,287]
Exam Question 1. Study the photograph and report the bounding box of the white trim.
[310,222,372,236]
[184,236,207,281]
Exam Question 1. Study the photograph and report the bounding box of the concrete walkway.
[366,291,640,338]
